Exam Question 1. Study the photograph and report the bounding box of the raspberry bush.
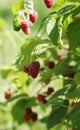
[0,0,80,130]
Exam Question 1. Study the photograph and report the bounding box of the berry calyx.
[21,20,30,34]
[71,100,76,107]
[48,61,55,69]
[47,87,54,95]
[29,11,38,23]
[31,112,38,121]
[4,90,11,99]
[44,0,53,8]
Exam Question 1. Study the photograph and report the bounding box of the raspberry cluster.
[37,87,54,104]
[24,107,37,122]
[24,61,40,78]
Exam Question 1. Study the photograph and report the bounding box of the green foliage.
[1,0,80,130]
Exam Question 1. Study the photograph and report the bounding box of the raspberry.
[4,90,11,99]
[47,87,54,95]
[71,101,76,107]
[21,20,30,34]
[31,112,38,121]
[42,98,48,104]
[23,65,30,75]
[67,73,75,78]
[25,107,32,114]
[37,94,46,102]
[29,11,38,23]
[44,0,53,8]
[48,61,55,69]
[24,113,31,121]
[30,61,40,78]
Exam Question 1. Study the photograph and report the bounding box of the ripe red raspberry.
[67,73,75,78]
[25,107,32,114]
[29,11,38,23]
[44,0,53,8]
[48,61,55,69]
[24,113,31,121]
[4,90,11,99]
[29,61,40,78]
[31,112,38,121]
[42,98,48,104]
[37,94,45,102]
[23,65,30,75]
[47,87,54,95]
[71,101,76,107]
[21,20,30,34]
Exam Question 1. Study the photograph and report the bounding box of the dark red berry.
[48,61,55,69]
[37,94,46,102]
[29,11,38,23]
[23,65,30,75]
[24,113,31,121]
[30,61,40,78]
[71,101,76,107]
[25,107,32,114]
[42,98,48,104]
[5,90,11,99]
[47,87,54,95]
[58,54,62,61]
[21,20,30,34]
[31,112,37,121]
[44,0,53,8]
[67,73,75,78]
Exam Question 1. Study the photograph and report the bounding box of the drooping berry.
[30,61,40,78]
[44,0,53,8]
[24,113,31,121]
[21,20,30,34]
[48,61,55,69]
[67,73,75,78]
[37,94,46,102]
[58,54,62,61]
[31,112,38,121]
[71,100,76,107]
[23,65,30,75]
[4,90,11,99]
[47,87,54,95]
[42,98,48,104]
[25,107,32,114]
[29,11,38,23]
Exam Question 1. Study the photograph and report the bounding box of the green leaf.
[47,99,69,129]
[0,67,16,79]
[67,19,80,54]
[11,97,35,123]
[47,17,63,47]
[68,102,80,130]
[48,98,64,108]
[74,73,80,85]
[21,37,49,60]
[11,98,28,123]
[12,0,24,14]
